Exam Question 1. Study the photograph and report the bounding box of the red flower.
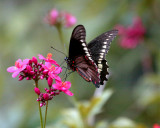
[115,17,145,49]
[153,124,160,128]
[38,53,60,66]
[44,8,77,28]
[52,79,74,96]
[45,8,59,26]
[64,12,77,28]
[7,59,29,78]
[43,62,62,81]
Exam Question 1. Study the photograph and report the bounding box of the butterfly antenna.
[51,46,67,56]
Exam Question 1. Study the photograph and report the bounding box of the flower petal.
[12,70,21,78]
[7,66,17,73]
[23,59,30,65]
[49,60,60,66]
[52,83,61,89]
[64,81,71,89]
[63,90,74,96]
[54,75,61,81]
[54,67,62,74]
[38,54,46,60]
[45,62,52,69]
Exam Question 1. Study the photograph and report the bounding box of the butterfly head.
[64,57,76,71]
[64,57,69,62]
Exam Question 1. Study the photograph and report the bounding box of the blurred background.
[1,0,160,128]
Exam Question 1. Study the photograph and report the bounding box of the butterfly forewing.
[69,25,86,60]
[88,30,118,85]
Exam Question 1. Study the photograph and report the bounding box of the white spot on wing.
[98,69,102,73]
[101,49,105,53]
[100,55,103,58]
[104,42,107,44]
[103,45,107,48]
[98,61,101,63]
[87,53,90,56]
[98,64,102,69]
[83,47,88,51]
[88,57,92,60]
[106,39,109,41]
[82,43,86,46]
[80,40,84,42]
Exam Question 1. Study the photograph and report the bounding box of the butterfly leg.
[61,66,70,78]
[64,71,74,81]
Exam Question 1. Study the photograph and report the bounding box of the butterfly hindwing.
[88,30,118,85]
[75,56,100,87]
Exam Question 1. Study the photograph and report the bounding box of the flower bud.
[40,103,43,107]
[43,93,49,100]
[18,75,24,81]
[32,56,38,65]
[34,87,41,95]
[47,77,53,87]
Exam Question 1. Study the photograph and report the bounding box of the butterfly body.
[65,25,118,88]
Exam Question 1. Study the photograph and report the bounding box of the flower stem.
[44,101,48,128]
[56,24,64,44]
[35,80,43,128]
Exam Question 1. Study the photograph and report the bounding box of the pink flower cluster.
[153,124,160,128]
[115,17,146,49]
[45,8,77,28]
[7,53,73,107]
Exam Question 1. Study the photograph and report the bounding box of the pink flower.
[45,8,59,25]
[64,13,77,28]
[153,124,160,128]
[43,62,62,81]
[115,17,145,49]
[7,59,29,78]
[34,87,41,95]
[52,79,74,96]
[44,8,76,28]
[38,53,60,66]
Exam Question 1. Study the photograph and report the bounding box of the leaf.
[78,89,113,120]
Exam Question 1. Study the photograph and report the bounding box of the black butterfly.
[65,25,118,88]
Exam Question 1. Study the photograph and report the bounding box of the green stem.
[35,80,43,128]
[44,101,48,128]
[56,25,64,44]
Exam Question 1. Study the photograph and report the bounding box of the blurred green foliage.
[1,0,160,128]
